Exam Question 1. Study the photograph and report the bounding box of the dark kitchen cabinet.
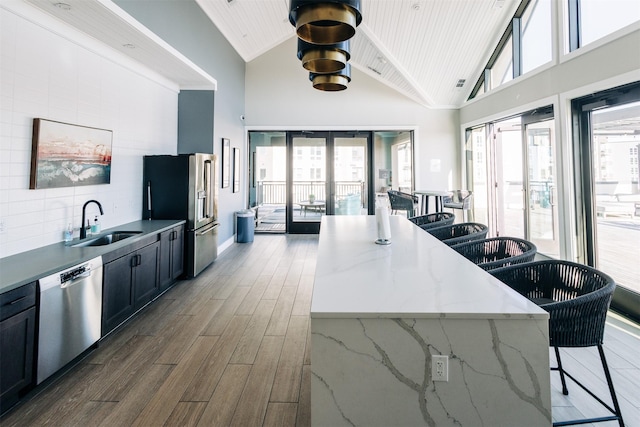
[159,224,184,292]
[0,282,36,414]
[133,242,161,307]
[102,241,160,336]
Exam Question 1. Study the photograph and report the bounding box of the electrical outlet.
[432,355,449,382]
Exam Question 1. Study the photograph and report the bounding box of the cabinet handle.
[7,296,28,305]
[172,230,177,240]
[137,254,142,266]
[131,256,137,268]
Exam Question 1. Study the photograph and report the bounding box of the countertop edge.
[310,311,549,320]
[0,219,185,294]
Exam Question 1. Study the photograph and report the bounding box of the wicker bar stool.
[408,212,455,230]
[489,260,624,427]
[424,222,488,246]
[450,236,537,270]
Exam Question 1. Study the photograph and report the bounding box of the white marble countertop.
[311,216,548,320]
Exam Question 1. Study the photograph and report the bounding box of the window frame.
[469,0,561,100]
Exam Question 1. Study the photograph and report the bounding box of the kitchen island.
[311,216,551,426]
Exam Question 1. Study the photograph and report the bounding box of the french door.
[468,106,559,257]
[287,132,372,233]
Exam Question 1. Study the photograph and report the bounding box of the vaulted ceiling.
[196,0,519,108]
[19,0,520,109]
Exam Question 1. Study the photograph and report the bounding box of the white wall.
[0,7,178,257]
[245,37,460,192]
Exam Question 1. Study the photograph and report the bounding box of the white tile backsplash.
[0,8,178,258]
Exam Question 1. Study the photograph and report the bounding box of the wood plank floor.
[2,234,639,426]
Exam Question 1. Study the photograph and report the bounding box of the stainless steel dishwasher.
[37,256,103,384]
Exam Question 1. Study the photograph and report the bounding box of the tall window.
[469,0,553,99]
[573,0,640,49]
[521,0,552,73]
[490,36,513,89]
[572,82,640,321]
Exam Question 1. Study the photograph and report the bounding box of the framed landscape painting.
[30,118,112,189]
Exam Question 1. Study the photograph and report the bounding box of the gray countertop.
[0,219,185,294]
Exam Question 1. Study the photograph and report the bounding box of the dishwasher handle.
[60,271,97,289]
[38,256,103,292]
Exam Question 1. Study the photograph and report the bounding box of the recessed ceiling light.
[122,43,136,49]
[54,2,71,10]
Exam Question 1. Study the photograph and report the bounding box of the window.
[580,0,640,47]
[571,83,640,321]
[490,35,513,89]
[569,0,640,51]
[521,0,552,73]
[469,0,553,100]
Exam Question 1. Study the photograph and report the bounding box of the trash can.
[236,209,255,243]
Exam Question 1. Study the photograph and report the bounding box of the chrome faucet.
[80,200,104,239]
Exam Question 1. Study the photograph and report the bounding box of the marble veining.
[311,217,551,426]
[311,317,551,426]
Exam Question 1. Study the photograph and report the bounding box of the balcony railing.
[256,181,365,205]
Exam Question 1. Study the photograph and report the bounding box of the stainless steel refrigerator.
[143,153,219,277]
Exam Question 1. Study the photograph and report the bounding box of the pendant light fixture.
[298,39,350,73]
[310,64,351,91]
[289,0,362,45]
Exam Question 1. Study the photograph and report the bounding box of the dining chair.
[387,190,419,217]
[450,236,537,270]
[443,190,473,222]
[489,260,624,427]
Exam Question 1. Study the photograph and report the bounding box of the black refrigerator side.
[143,155,191,221]
[143,154,219,278]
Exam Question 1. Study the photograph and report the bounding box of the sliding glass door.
[249,132,287,233]
[250,130,407,234]
[287,132,373,233]
[524,117,559,258]
[333,134,368,216]
[288,133,328,233]
[573,82,640,320]
[494,117,525,238]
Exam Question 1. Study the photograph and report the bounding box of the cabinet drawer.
[0,283,36,322]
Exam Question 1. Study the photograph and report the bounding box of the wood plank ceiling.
[196,0,519,108]
[20,0,520,108]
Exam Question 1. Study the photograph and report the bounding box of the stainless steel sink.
[71,231,142,247]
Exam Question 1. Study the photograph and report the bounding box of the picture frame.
[222,138,230,188]
[233,147,240,193]
[30,118,112,189]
